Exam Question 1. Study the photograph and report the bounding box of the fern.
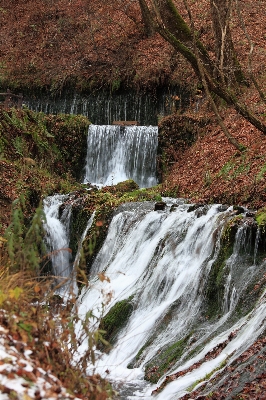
[4,196,46,273]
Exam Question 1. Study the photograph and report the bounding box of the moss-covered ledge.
[205,216,240,320]
[61,181,162,281]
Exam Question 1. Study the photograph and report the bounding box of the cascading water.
[75,199,266,399]
[43,194,72,286]
[83,125,158,188]
[40,103,265,398]
[25,89,187,125]
[43,195,95,296]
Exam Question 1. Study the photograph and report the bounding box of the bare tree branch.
[183,0,245,152]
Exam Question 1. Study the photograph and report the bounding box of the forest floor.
[162,99,266,210]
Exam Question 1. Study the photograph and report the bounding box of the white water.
[154,292,266,399]
[25,89,183,125]
[42,193,265,398]
[74,200,266,399]
[78,201,220,362]
[43,195,96,296]
[83,125,158,188]
[43,194,72,284]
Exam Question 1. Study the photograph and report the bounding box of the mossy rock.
[80,183,162,275]
[205,212,264,320]
[83,203,116,276]
[144,334,191,383]
[45,113,90,180]
[99,296,134,351]
[120,188,162,203]
[256,207,266,230]
[0,109,90,180]
[205,218,239,319]
[187,203,206,213]
[102,179,139,194]
[69,202,92,260]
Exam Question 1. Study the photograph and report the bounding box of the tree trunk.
[138,0,266,135]
[139,0,155,36]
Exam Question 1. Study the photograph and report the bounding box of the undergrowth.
[0,108,89,179]
[0,197,114,399]
[0,108,88,233]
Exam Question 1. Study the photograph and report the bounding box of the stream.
[43,124,266,399]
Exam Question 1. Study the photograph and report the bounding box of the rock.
[170,204,179,212]
[195,205,208,218]
[245,211,256,218]
[217,204,229,212]
[187,203,205,213]
[154,201,166,211]
[233,205,245,215]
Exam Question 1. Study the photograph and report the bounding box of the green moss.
[101,179,139,195]
[45,113,90,180]
[69,200,92,260]
[120,188,162,202]
[99,296,134,350]
[144,334,191,383]
[0,108,90,180]
[205,218,240,319]
[256,207,266,229]
[82,199,118,276]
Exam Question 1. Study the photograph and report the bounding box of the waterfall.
[43,194,72,286]
[25,89,187,125]
[40,122,264,397]
[84,125,158,188]
[75,200,266,399]
[77,201,225,368]
[43,195,97,296]
[222,225,246,314]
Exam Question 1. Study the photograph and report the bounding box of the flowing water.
[43,194,72,285]
[43,195,95,296]
[42,117,266,399]
[25,89,186,125]
[75,199,266,399]
[43,189,266,398]
[84,125,158,188]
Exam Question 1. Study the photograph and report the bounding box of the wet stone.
[154,201,167,211]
